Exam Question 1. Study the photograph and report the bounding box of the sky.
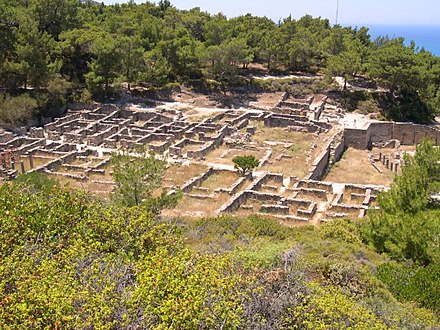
[102,0,440,26]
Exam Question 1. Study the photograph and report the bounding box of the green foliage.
[362,139,440,314]
[85,34,121,96]
[186,215,290,261]
[44,75,73,117]
[0,180,256,329]
[387,89,436,123]
[363,139,440,265]
[357,98,380,114]
[143,49,170,87]
[377,262,440,310]
[0,93,38,127]
[291,283,389,329]
[111,147,177,211]
[340,90,370,111]
[30,0,81,39]
[368,39,439,122]
[251,77,328,97]
[131,248,254,329]
[13,14,55,89]
[232,155,260,176]
[368,39,420,95]
[14,171,59,193]
[319,218,363,245]
[325,35,368,89]
[366,209,440,265]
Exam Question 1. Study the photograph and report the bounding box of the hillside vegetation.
[0,0,439,125]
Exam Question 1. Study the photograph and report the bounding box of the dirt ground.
[172,84,282,110]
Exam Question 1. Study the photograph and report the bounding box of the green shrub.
[377,262,440,310]
[0,93,38,127]
[14,171,59,193]
[245,214,288,240]
[319,218,363,245]
[357,98,380,114]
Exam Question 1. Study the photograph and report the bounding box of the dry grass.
[251,122,312,146]
[182,142,205,153]
[162,163,209,187]
[260,144,311,178]
[49,174,114,197]
[183,109,225,122]
[200,171,240,191]
[249,122,318,178]
[164,192,231,218]
[325,148,394,186]
[204,147,267,165]
[293,190,330,203]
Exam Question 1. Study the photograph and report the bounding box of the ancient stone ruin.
[1,91,438,223]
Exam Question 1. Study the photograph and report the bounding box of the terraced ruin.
[1,89,439,224]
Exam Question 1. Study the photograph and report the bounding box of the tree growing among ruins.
[111,147,180,211]
[232,155,259,176]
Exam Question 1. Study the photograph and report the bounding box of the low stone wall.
[297,201,317,218]
[216,176,247,195]
[216,190,252,213]
[298,180,333,193]
[264,113,308,127]
[181,168,214,192]
[313,96,327,121]
[0,131,14,143]
[149,141,171,154]
[50,171,87,181]
[187,141,215,159]
[17,139,46,153]
[260,204,289,214]
[248,173,282,191]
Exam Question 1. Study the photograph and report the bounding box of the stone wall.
[344,122,440,149]
[344,128,369,149]
[333,137,346,162]
[180,168,214,193]
[307,139,333,181]
[368,122,393,144]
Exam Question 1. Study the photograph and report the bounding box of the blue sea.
[353,24,440,56]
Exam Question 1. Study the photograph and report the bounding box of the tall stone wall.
[333,137,346,162]
[344,128,369,149]
[308,145,331,180]
[344,122,440,149]
[368,122,393,144]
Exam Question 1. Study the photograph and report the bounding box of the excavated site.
[1,86,440,225]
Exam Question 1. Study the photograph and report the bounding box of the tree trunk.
[105,77,109,98]
[221,81,227,96]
